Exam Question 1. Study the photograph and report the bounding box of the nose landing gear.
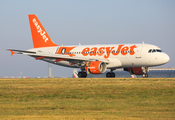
[142,67,149,78]
[142,73,148,78]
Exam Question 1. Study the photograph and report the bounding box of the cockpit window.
[156,49,162,52]
[148,49,152,53]
[152,49,156,53]
[148,49,162,53]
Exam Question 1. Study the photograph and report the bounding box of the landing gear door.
[135,46,143,58]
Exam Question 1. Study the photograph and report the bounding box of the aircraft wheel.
[106,72,111,78]
[83,72,87,78]
[78,72,82,78]
[145,73,148,78]
[78,71,87,78]
[111,72,115,78]
[142,74,145,78]
[106,72,115,78]
[142,73,148,78]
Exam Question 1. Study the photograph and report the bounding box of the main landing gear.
[106,69,115,78]
[78,71,87,78]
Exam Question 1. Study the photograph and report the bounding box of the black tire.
[142,74,145,78]
[111,72,115,78]
[106,72,111,78]
[145,73,148,78]
[143,73,148,78]
[83,72,87,78]
[78,72,82,78]
[78,71,87,78]
[106,72,115,78]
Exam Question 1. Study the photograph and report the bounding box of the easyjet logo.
[33,19,48,42]
[82,45,137,58]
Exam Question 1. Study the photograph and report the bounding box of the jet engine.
[85,61,106,74]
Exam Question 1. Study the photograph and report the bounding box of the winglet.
[10,50,15,56]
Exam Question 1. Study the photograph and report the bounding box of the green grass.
[0,78,174,119]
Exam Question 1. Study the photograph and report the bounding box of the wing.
[7,49,109,63]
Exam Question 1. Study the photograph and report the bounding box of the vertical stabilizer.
[28,14,58,48]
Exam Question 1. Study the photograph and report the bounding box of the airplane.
[8,14,170,78]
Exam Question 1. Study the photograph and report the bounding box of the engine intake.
[85,61,106,74]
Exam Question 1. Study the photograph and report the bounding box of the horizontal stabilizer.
[7,49,36,55]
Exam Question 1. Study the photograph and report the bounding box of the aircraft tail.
[28,14,58,48]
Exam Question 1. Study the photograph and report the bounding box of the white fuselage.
[28,43,170,69]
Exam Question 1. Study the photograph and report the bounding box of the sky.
[1,0,175,78]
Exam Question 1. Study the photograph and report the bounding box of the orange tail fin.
[28,14,58,48]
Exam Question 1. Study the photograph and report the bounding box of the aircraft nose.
[163,53,170,64]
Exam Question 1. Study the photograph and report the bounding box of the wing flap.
[29,53,110,63]
[29,53,89,62]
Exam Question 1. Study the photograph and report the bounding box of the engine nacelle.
[124,67,143,75]
[85,61,107,74]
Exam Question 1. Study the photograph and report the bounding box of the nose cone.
[162,53,170,64]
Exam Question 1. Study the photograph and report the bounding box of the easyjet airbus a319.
[8,14,170,78]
